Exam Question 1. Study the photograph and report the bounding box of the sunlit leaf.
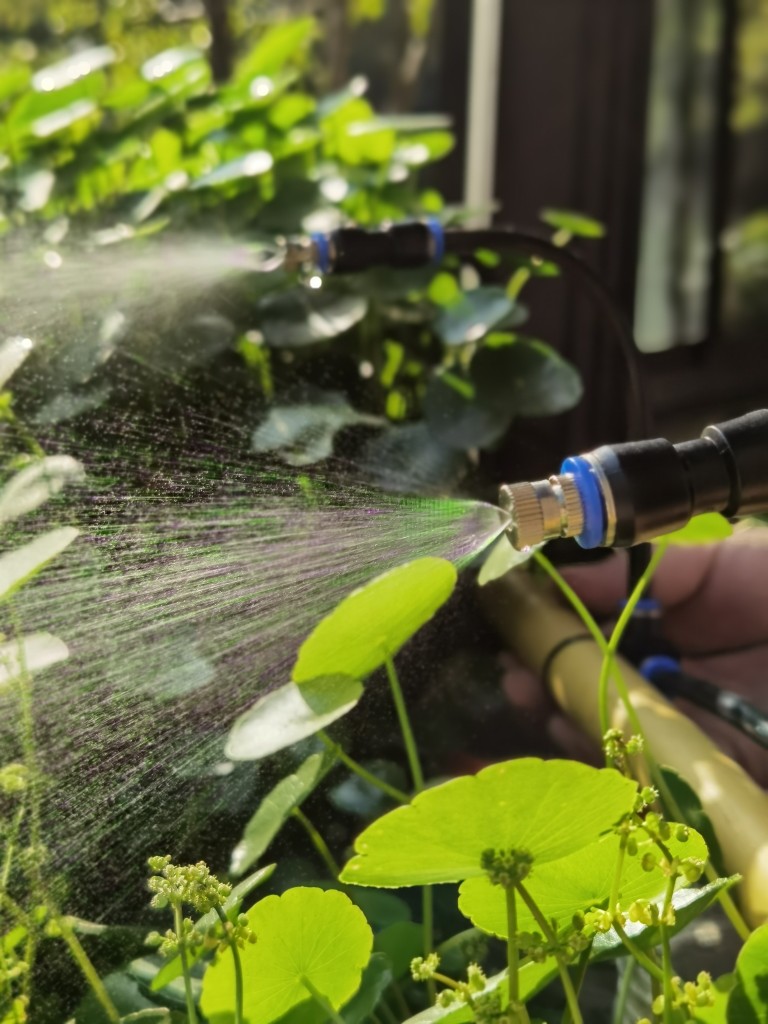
[292,557,457,683]
[141,47,204,83]
[428,272,461,308]
[236,18,316,81]
[0,527,79,601]
[31,99,97,138]
[340,758,637,887]
[655,513,733,546]
[32,46,116,93]
[591,875,740,962]
[338,122,397,166]
[477,536,536,586]
[458,827,707,937]
[268,93,316,131]
[200,888,373,1024]
[540,208,606,238]
[0,336,34,389]
[659,767,725,875]
[726,922,768,1022]
[191,151,274,189]
[226,676,363,762]
[0,456,85,525]
[230,751,335,877]
[148,863,275,992]
[0,632,69,690]
[394,131,454,166]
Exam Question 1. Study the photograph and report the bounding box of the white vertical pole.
[463,0,504,227]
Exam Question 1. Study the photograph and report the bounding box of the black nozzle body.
[313,220,443,274]
[591,410,768,545]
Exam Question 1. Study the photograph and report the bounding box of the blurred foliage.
[0,0,583,494]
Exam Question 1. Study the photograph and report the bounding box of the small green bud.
[680,857,705,884]
[436,990,457,1008]
[641,852,656,872]
[411,953,440,982]
[626,836,638,857]
[675,824,689,842]
[480,847,534,888]
[466,963,487,993]
[147,855,172,872]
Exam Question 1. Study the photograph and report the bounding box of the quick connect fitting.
[310,218,445,274]
[499,409,768,550]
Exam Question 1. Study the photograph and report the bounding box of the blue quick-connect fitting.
[425,217,445,263]
[559,455,606,548]
[639,654,681,683]
[310,232,331,274]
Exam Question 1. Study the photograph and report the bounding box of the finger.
[500,660,552,716]
[559,546,717,617]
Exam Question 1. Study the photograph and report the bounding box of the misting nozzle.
[500,409,768,551]
[499,475,585,550]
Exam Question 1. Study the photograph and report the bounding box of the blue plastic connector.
[559,455,606,548]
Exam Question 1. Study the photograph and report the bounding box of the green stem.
[515,881,582,1024]
[291,806,340,878]
[384,656,424,791]
[609,836,627,913]
[612,921,665,983]
[1,807,25,891]
[301,975,346,1024]
[612,958,637,1024]
[598,546,667,738]
[174,904,199,1024]
[214,905,243,1024]
[659,876,676,1024]
[562,943,593,1024]
[422,885,436,1003]
[318,733,410,804]
[382,656,434,1000]
[58,917,120,1024]
[533,552,646,739]
[505,887,521,1010]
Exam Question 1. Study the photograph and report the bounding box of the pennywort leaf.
[340,758,638,887]
[200,887,373,1024]
[292,558,457,683]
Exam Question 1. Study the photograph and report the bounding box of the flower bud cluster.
[603,729,644,773]
[0,762,29,795]
[146,856,232,913]
[480,848,534,889]
[410,953,440,982]
[146,916,203,958]
[651,972,715,1015]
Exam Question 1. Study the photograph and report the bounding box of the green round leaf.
[471,338,583,418]
[340,758,638,887]
[540,208,606,239]
[225,676,363,762]
[252,398,382,468]
[258,287,369,348]
[655,513,733,546]
[434,287,515,346]
[458,826,707,938]
[292,557,457,683]
[200,888,373,1024]
[727,922,768,1022]
[230,751,334,876]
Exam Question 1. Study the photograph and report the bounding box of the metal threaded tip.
[498,473,585,550]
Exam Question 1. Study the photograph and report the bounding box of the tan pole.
[482,572,768,929]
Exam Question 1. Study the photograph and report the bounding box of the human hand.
[500,533,768,786]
